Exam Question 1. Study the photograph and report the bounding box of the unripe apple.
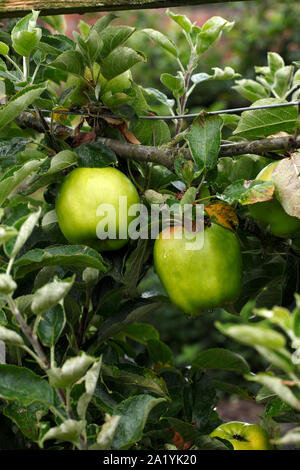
[56,167,140,251]
[210,421,273,450]
[248,161,300,238]
[153,223,242,315]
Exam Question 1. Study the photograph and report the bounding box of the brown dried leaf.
[71,131,96,148]
[118,123,141,145]
[168,428,193,450]
[268,131,290,139]
[206,201,239,231]
[101,116,123,126]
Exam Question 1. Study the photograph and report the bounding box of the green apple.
[210,421,273,450]
[248,161,300,238]
[56,167,140,251]
[153,223,242,315]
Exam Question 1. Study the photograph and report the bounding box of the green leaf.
[40,419,85,448]
[121,322,159,345]
[133,119,171,146]
[37,304,66,347]
[143,87,174,108]
[166,417,199,441]
[0,160,43,207]
[191,66,240,84]
[14,245,110,277]
[97,302,162,345]
[0,41,9,56]
[143,28,177,57]
[254,306,292,330]
[0,326,24,346]
[111,395,166,449]
[12,30,42,57]
[180,186,197,207]
[160,73,184,98]
[233,98,298,139]
[216,322,286,349]
[0,273,17,295]
[50,50,85,77]
[90,414,120,450]
[232,79,269,103]
[184,114,223,172]
[272,427,300,446]
[47,353,95,388]
[42,15,66,34]
[166,9,192,33]
[92,13,117,34]
[102,364,168,398]
[0,364,54,406]
[272,66,294,99]
[213,380,254,400]
[268,52,285,75]
[186,372,217,431]
[11,11,42,57]
[47,150,77,174]
[78,29,102,63]
[35,41,62,60]
[101,47,145,80]
[255,346,295,372]
[31,277,74,316]
[3,400,47,441]
[220,179,274,205]
[0,309,7,326]
[0,138,32,170]
[77,358,102,420]
[247,373,300,411]
[193,348,250,374]
[196,16,234,55]
[147,339,174,366]
[265,397,291,418]
[11,207,41,259]
[99,26,135,59]
[75,142,117,168]
[0,226,18,245]
[0,85,46,131]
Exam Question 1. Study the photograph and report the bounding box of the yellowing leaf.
[53,107,69,124]
[205,201,238,231]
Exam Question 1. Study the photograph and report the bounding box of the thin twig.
[33,106,60,152]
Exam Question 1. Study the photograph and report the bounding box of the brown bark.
[0,0,252,18]
[15,111,299,171]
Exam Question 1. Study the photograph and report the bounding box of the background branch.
[0,0,253,18]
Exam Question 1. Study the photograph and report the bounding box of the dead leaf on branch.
[272,153,300,219]
[205,201,239,232]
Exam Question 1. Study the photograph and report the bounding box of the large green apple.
[210,421,273,450]
[56,167,140,251]
[153,223,242,315]
[248,161,300,238]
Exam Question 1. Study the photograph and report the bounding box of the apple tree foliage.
[0,10,299,450]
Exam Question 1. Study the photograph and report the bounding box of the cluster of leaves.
[217,296,300,447]
[0,9,299,450]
